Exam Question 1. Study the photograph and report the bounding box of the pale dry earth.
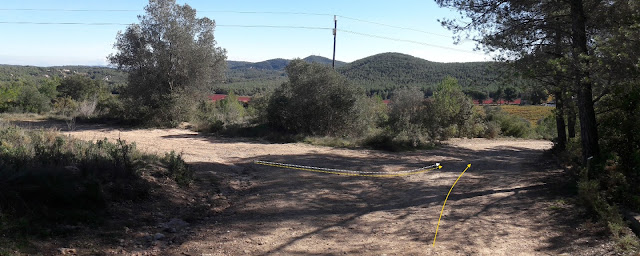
[11,121,617,255]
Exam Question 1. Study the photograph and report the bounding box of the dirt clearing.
[11,121,617,255]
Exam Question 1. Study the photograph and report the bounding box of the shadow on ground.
[170,143,610,255]
[3,122,612,255]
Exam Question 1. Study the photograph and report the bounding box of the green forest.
[2,52,530,99]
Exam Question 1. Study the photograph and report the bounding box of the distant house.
[208,94,251,103]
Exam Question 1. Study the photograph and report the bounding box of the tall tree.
[568,0,600,162]
[504,87,517,104]
[435,0,603,163]
[109,0,226,125]
[591,1,640,185]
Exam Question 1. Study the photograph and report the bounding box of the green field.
[500,105,553,126]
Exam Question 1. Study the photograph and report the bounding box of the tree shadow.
[5,120,608,254]
[170,142,609,255]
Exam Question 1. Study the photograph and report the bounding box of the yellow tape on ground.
[433,163,471,247]
[255,161,442,178]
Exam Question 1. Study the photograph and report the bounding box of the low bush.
[534,114,557,140]
[577,171,640,252]
[0,123,193,233]
[193,91,250,133]
[363,129,434,151]
[484,106,533,138]
[162,151,193,187]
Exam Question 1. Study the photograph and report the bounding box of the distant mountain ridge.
[336,52,502,88]
[225,55,346,83]
[2,53,529,98]
[227,55,346,71]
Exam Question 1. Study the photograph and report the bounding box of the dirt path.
[59,125,614,255]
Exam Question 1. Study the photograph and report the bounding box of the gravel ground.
[57,125,617,255]
[6,120,618,255]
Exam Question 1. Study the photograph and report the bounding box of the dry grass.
[500,105,553,126]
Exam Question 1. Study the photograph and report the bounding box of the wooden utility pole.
[332,15,337,69]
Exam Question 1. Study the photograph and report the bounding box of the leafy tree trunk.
[570,0,600,163]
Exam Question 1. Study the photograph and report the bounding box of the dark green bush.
[266,59,371,136]
[363,129,433,151]
[162,151,194,187]
[16,86,51,113]
[0,124,190,232]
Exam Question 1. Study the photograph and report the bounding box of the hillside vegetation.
[338,53,535,96]
[3,53,528,98]
[0,65,127,90]
[220,53,532,96]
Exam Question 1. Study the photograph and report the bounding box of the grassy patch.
[500,105,553,127]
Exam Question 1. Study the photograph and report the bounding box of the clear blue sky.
[0,0,489,66]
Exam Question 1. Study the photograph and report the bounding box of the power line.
[0,8,139,12]
[201,11,331,16]
[0,20,475,55]
[0,21,130,26]
[0,8,332,16]
[338,29,482,55]
[0,8,453,38]
[0,21,331,30]
[219,25,330,30]
[337,15,450,38]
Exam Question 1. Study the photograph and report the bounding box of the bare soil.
[9,121,617,255]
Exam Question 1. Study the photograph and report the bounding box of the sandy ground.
[12,121,617,255]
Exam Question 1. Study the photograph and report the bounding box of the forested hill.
[224,55,347,86]
[302,55,347,67]
[3,53,529,97]
[0,65,127,86]
[337,52,505,88]
[227,55,346,71]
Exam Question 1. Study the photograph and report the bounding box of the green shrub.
[387,87,427,136]
[162,151,193,187]
[52,96,78,117]
[57,75,104,102]
[0,126,191,233]
[266,59,369,136]
[428,77,474,139]
[363,128,433,151]
[0,81,21,112]
[193,91,250,133]
[1,80,57,114]
[484,121,501,139]
[535,114,557,140]
[484,106,533,138]
[15,86,51,113]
